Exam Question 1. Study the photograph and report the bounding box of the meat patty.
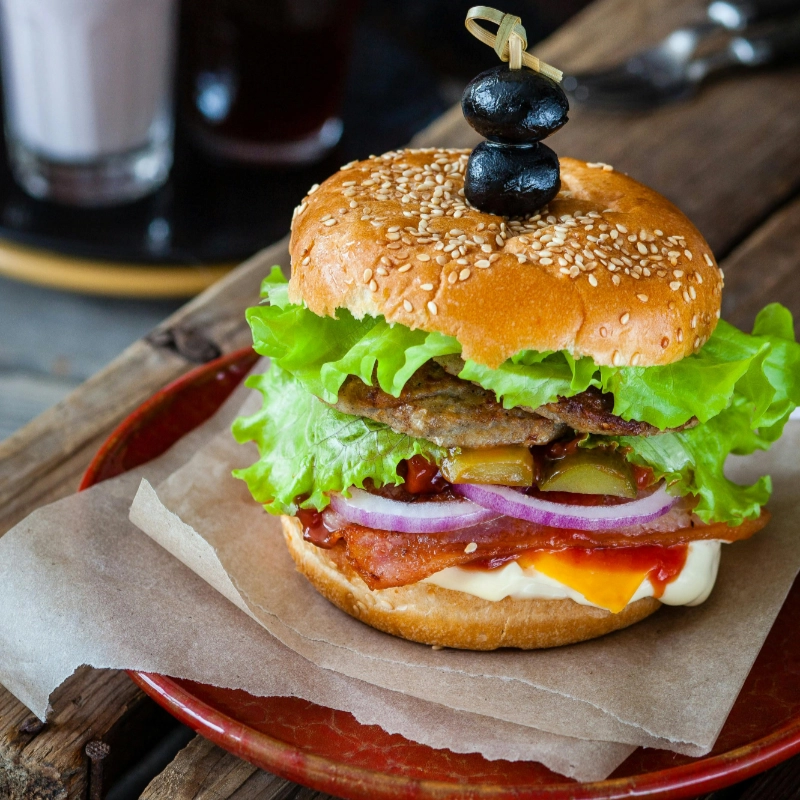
[330,360,567,448]
[434,355,697,437]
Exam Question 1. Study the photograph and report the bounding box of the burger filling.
[233,269,799,613]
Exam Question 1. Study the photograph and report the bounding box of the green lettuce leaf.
[247,269,800,433]
[608,397,783,526]
[592,305,800,525]
[459,350,599,411]
[232,365,445,514]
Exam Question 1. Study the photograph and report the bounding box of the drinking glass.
[0,0,178,206]
[180,0,358,166]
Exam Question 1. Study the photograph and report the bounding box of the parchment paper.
[129,367,800,758]
[0,369,636,783]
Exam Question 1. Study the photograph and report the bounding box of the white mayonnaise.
[422,540,722,611]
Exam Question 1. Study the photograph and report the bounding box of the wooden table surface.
[2,0,800,796]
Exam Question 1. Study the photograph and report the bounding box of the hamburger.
[233,148,799,650]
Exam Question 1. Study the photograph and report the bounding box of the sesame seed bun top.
[288,148,722,369]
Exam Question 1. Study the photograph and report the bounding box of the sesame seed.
[473,234,485,244]
[684,249,693,260]
[655,229,664,236]
[683,290,691,303]
[661,336,670,349]
[689,285,697,300]
[308,183,320,194]
[612,274,621,285]
[695,272,704,284]
[600,326,608,338]
[459,268,471,280]
[456,258,468,265]
[398,264,411,273]
[691,314,698,329]
[540,258,553,266]
[324,218,337,226]
[420,283,434,290]
[436,255,447,265]
[677,328,684,342]
[386,232,400,241]
[637,293,648,302]
[403,299,413,312]
[694,336,701,349]
[495,235,504,247]
[427,301,438,315]
[588,274,598,286]
[620,312,630,324]
[704,253,713,266]
[612,350,623,366]
[669,281,682,291]
[376,266,388,276]
[636,242,648,255]
[448,271,457,284]
[363,268,373,282]
[481,244,493,253]
[631,353,641,366]
[616,224,628,233]
[416,254,430,262]
[673,269,684,277]
[369,279,378,292]
[476,259,491,268]
[464,542,478,554]
[301,256,311,266]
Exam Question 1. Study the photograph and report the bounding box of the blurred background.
[0,0,591,441]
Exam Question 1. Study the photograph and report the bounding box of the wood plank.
[0,236,291,536]
[139,736,340,800]
[414,0,800,258]
[0,668,155,800]
[721,194,800,332]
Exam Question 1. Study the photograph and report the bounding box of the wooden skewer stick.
[465,6,563,81]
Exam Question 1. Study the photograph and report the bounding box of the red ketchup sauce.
[476,544,689,598]
[397,455,448,494]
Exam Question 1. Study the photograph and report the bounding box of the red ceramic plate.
[80,348,800,800]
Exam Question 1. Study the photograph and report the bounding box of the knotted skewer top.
[465,6,563,81]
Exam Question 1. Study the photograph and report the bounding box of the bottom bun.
[281,515,661,650]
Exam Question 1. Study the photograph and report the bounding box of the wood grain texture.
[0,237,290,536]
[0,669,141,800]
[139,736,340,800]
[721,194,800,332]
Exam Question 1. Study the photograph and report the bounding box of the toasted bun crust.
[289,149,722,368]
[282,515,660,650]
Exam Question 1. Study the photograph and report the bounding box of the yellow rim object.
[0,238,236,298]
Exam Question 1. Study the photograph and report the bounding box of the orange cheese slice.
[518,550,661,614]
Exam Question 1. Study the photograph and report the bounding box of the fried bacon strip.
[305,508,769,590]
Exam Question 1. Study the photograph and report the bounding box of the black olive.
[465,141,560,217]
[462,65,569,143]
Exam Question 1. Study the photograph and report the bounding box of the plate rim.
[80,347,800,800]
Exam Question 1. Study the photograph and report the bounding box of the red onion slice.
[452,482,677,531]
[330,488,498,533]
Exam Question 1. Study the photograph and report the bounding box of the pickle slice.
[539,449,637,498]
[442,446,534,487]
